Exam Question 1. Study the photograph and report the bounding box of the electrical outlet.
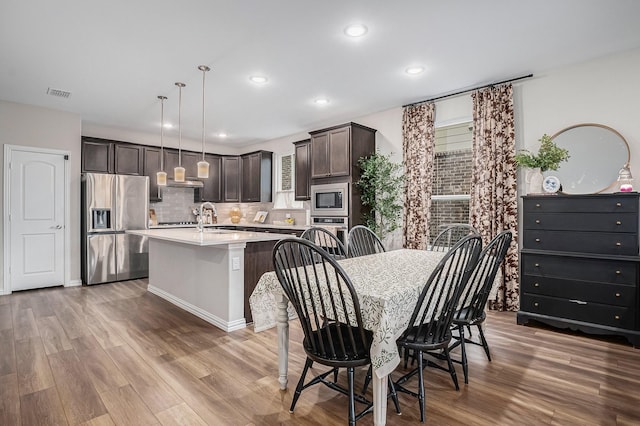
[232,256,240,270]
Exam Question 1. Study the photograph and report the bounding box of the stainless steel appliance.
[311,216,349,245]
[81,173,149,285]
[310,181,349,217]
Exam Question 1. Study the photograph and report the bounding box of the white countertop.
[128,228,295,246]
[150,223,309,231]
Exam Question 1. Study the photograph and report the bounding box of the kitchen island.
[128,228,293,332]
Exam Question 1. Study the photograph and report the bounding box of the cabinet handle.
[615,292,621,297]
[615,242,622,246]
[535,219,540,224]
[614,315,620,320]
[616,221,622,225]
[569,299,587,305]
[533,302,539,307]
[616,270,621,275]
[616,202,622,207]
[535,238,541,242]
[534,263,540,267]
[535,203,541,208]
[534,282,540,287]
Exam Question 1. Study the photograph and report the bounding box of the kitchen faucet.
[197,202,217,232]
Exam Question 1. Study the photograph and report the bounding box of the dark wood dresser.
[518,193,640,346]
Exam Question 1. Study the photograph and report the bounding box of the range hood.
[166,178,204,188]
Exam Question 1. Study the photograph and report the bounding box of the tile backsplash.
[149,187,309,225]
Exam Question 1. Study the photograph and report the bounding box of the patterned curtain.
[470,84,519,311]
[402,103,435,249]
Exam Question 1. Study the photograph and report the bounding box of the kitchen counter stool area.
[128,228,294,331]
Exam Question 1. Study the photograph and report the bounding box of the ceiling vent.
[47,88,71,98]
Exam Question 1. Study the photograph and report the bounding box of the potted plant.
[356,152,404,240]
[515,134,570,193]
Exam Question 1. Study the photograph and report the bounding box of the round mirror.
[545,123,630,194]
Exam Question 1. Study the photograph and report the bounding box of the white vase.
[525,168,544,194]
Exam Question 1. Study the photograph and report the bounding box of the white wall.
[0,100,82,287]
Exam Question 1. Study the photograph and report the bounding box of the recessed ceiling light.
[314,98,330,105]
[249,76,268,84]
[405,66,425,75]
[217,132,228,138]
[344,24,368,37]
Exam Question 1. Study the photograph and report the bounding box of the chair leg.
[443,347,459,391]
[459,325,469,384]
[347,367,356,426]
[388,376,401,414]
[362,365,372,395]
[417,350,426,423]
[290,358,312,413]
[477,324,492,361]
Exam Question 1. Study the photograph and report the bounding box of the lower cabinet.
[518,194,640,346]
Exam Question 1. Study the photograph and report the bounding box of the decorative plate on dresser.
[518,193,640,347]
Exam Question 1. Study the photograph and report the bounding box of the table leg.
[372,374,388,425]
[276,293,289,390]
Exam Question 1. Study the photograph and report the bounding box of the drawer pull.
[534,282,540,287]
[615,292,621,297]
[569,299,587,305]
[535,219,541,224]
[615,315,620,320]
[533,302,539,307]
[616,270,621,275]
[535,238,541,243]
[535,203,541,208]
[616,202,622,207]
[616,221,622,225]
[615,242,622,246]
[534,263,540,268]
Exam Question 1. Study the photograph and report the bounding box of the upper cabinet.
[293,139,311,200]
[200,154,222,202]
[222,156,241,202]
[114,144,143,175]
[82,137,113,173]
[143,147,162,202]
[309,123,376,180]
[241,151,273,203]
[163,149,201,180]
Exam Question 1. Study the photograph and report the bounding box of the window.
[430,121,473,242]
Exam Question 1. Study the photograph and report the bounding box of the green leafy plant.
[514,134,570,172]
[356,152,404,239]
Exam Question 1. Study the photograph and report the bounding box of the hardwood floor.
[1,280,639,425]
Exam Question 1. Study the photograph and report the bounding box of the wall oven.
[310,182,349,217]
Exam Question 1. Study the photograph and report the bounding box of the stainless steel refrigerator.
[81,173,149,285]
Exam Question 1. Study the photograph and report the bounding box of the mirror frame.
[550,123,630,194]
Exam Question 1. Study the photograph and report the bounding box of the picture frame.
[253,211,268,223]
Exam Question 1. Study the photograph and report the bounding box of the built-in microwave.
[310,182,349,217]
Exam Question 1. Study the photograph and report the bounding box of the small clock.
[543,175,561,193]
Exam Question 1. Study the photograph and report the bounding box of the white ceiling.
[2,0,640,147]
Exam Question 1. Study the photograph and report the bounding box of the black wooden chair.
[394,235,482,422]
[347,225,385,258]
[449,230,512,384]
[301,226,347,260]
[429,223,478,252]
[273,238,398,425]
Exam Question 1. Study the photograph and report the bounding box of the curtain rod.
[402,73,533,108]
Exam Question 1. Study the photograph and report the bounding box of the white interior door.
[7,148,67,291]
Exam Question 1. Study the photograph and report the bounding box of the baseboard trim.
[66,279,82,287]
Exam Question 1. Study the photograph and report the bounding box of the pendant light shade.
[156,95,168,186]
[174,82,186,182]
[197,65,210,179]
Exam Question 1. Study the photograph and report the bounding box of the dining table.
[249,248,500,425]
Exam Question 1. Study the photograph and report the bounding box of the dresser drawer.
[521,293,634,329]
[521,254,637,285]
[523,230,638,255]
[523,196,639,214]
[523,212,638,233]
[521,275,636,307]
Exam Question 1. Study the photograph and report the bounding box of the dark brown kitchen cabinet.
[143,147,162,201]
[309,122,376,180]
[200,153,222,202]
[241,151,273,202]
[294,139,311,200]
[164,149,201,180]
[222,156,241,202]
[518,194,640,346]
[82,137,113,173]
[114,143,143,175]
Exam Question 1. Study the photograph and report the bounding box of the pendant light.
[156,95,168,186]
[174,82,186,182]
[197,65,210,178]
